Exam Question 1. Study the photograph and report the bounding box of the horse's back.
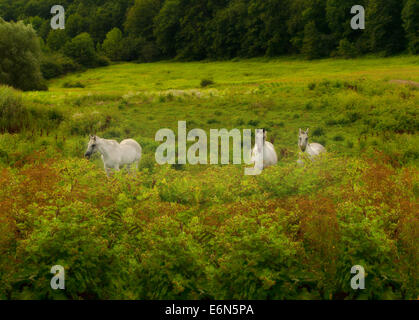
[120,139,142,160]
[308,143,326,155]
[264,142,278,165]
[121,138,141,150]
[252,142,278,168]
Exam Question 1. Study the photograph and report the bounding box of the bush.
[63,33,97,68]
[102,28,123,61]
[312,127,325,137]
[40,53,81,80]
[13,201,119,299]
[0,20,47,91]
[119,36,145,61]
[200,78,215,87]
[46,29,69,51]
[95,55,111,67]
[62,81,85,88]
[0,86,29,133]
[337,39,358,58]
[0,156,417,299]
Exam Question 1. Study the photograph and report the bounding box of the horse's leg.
[102,156,111,178]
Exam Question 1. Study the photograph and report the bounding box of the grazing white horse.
[297,128,326,165]
[84,135,142,176]
[251,129,278,170]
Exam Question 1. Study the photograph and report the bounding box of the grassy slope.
[16,55,419,166]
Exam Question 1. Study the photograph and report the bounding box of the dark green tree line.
[0,0,417,90]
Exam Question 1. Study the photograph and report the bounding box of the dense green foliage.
[402,0,419,54]
[1,154,417,299]
[0,86,28,133]
[0,19,46,91]
[1,0,418,65]
[101,28,124,61]
[0,58,418,299]
[63,32,102,67]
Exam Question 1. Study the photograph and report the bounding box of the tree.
[66,13,88,38]
[326,0,367,55]
[0,19,46,91]
[402,0,419,54]
[63,33,97,67]
[209,0,247,59]
[154,0,183,57]
[102,28,123,61]
[366,0,406,55]
[301,21,323,59]
[125,0,163,40]
[47,29,69,51]
[90,2,125,44]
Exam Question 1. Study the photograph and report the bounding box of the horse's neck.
[98,139,119,158]
[256,139,266,152]
[305,143,318,156]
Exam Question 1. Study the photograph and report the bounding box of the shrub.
[13,201,119,299]
[63,33,97,68]
[65,111,113,136]
[209,210,302,299]
[201,78,214,87]
[0,20,47,91]
[41,53,81,80]
[102,28,124,61]
[46,29,69,51]
[0,86,29,133]
[119,36,146,61]
[95,55,111,67]
[128,215,207,299]
[333,135,344,141]
[337,39,358,58]
[0,156,417,299]
[312,127,325,137]
[62,81,85,88]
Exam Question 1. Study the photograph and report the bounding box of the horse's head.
[263,128,267,141]
[298,128,309,152]
[85,135,99,159]
[254,129,267,152]
[255,129,267,142]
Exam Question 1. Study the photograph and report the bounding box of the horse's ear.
[306,128,309,134]
[299,128,301,134]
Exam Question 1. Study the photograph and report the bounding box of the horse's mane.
[102,138,119,146]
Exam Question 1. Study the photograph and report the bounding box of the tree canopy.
[0,0,417,67]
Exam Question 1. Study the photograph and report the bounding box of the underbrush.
[0,154,417,299]
[40,53,82,80]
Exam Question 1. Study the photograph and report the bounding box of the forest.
[0,0,418,63]
[1,0,418,91]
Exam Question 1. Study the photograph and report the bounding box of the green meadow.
[1,56,418,299]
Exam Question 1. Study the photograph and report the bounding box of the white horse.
[297,128,326,165]
[251,129,278,170]
[84,135,142,176]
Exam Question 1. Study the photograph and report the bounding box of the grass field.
[1,56,418,299]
